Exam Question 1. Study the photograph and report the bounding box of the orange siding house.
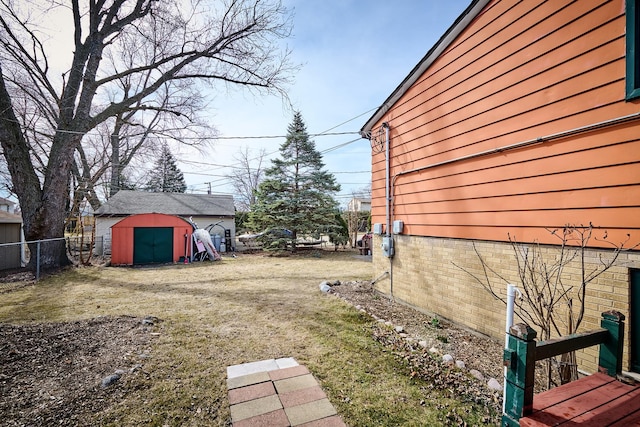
[361,0,640,374]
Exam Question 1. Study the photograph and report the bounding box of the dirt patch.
[0,254,508,425]
[0,316,157,426]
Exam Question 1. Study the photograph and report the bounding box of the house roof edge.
[360,0,491,136]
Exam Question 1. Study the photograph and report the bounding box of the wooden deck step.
[520,373,640,426]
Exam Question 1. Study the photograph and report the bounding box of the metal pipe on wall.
[383,122,393,299]
[383,122,390,238]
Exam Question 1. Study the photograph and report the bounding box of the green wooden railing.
[502,310,625,427]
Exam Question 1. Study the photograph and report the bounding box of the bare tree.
[0,0,296,269]
[454,224,636,387]
[70,78,216,219]
[0,149,13,197]
[346,185,371,247]
[101,33,217,198]
[230,147,267,212]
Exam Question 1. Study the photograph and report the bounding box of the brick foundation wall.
[371,234,640,374]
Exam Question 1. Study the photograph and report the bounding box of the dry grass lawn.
[0,250,496,426]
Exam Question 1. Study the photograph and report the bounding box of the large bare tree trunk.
[0,0,295,270]
[110,133,121,197]
[0,68,70,269]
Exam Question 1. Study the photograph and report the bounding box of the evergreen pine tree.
[248,112,341,250]
[144,144,187,193]
[113,168,137,194]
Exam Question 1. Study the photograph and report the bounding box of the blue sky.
[0,1,471,207]
[180,0,471,205]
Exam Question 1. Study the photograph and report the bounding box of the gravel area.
[329,280,505,381]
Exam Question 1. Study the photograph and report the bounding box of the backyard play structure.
[191,226,221,262]
[188,218,227,262]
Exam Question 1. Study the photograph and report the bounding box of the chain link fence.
[0,235,111,281]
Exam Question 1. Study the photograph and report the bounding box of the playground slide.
[193,228,221,261]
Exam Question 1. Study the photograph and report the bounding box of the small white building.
[347,197,371,212]
[0,196,15,213]
[94,191,236,254]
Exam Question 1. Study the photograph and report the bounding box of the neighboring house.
[95,191,236,254]
[361,0,640,375]
[0,196,15,213]
[347,197,371,212]
[0,210,23,270]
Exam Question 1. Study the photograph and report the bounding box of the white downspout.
[503,283,520,413]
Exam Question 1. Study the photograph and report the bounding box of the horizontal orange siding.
[370,0,640,248]
[388,2,622,133]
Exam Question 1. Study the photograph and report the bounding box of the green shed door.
[631,269,640,373]
[133,227,173,265]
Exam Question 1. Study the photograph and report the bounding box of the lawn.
[0,250,496,426]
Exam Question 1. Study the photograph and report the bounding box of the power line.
[320,137,362,154]
[171,107,374,180]
[25,125,360,140]
[318,106,379,134]
[177,106,378,141]
[214,131,359,140]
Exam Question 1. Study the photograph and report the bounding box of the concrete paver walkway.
[227,358,346,426]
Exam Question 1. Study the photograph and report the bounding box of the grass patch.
[1,251,493,426]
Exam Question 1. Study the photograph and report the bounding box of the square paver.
[228,381,277,404]
[274,374,318,394]
[227,371,271,390]
[275,357,299,369]
[269,365,310,381]
[284,398,337,426]
[279,385,327,408]
[298,415,347,427]
[232,409,290,427]
[227,359,280,378]
[230,394,283,422]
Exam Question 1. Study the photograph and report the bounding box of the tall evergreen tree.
[249,112,341,250]
[144,144,187,193]
[116,170,138,193]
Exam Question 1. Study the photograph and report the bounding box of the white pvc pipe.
[503,283,520,414]
[505,284,518,345]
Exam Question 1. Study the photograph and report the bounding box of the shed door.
[631,269,640,373]
[133,227,173,265]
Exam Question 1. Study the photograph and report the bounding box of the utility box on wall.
[373,223,383,235]
[393,220,404,234]
[381,236,394,258]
